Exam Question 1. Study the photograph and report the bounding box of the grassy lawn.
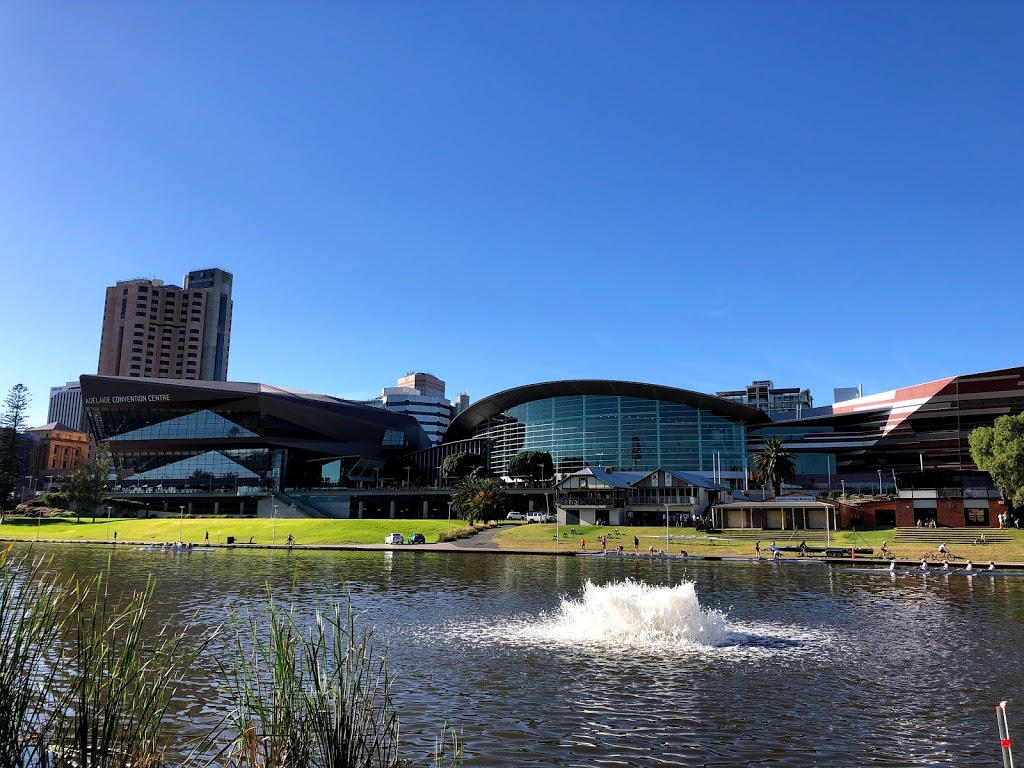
[3,515,1023,561]
[493,523,1024,562]
[0,516,473,546]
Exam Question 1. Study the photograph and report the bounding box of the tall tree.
[450,475,505,524]
[753,436,796,498]
[0,384,31,517]
[441,452,486,480]
[65,443,113,523]
[970,414,1024,508]
[506,451,554,482]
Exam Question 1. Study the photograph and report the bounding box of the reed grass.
[215,591,401,768]
[0,546,66,768]
[47,572,209,768]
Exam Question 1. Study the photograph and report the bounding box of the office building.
[366,372,469,446]
[716,380,813,416]
[96,268,233,381]
[833,386,862,403]
[48,381,84,432]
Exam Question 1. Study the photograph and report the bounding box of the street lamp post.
[665,503,671,551]
[105,505,112,541]
[447,501,452,535]
[877,470,883,496]
[178,505,185,543]
[272,503,279,545]
[841,479,846,498]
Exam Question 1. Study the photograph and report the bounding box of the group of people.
[907,558,995,572]
[915,518,938,528]
[754,541,783,560]
[997,513,1019,529]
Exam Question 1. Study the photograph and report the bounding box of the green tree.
[441,452,486,480]
[970,414,1024,508]
[65,443,113,523]
[0,383,31,518]
[450,475,505,524]
[753,436,796,498]
[506,451,554,482]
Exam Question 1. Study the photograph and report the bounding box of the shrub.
[39,491,71,509]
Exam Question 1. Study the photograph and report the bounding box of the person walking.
[580,537,586,552]
[205,530,210,544]
[755,541,761,559]
[633,535,639,554]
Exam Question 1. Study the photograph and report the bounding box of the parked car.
[384,533,404,545]
[526,512,554,523]
[506,511,526,521]
[408,533,426,544]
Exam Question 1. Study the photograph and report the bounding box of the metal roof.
[444,379,770,441]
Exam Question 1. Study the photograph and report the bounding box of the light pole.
[36,507,42,540]
[665,503,671,551]
[105,505,112,541]
[272,503,279,545]
[178,505,185,543]
[447,501,452,535]
[840,479,846,498]
[877,470,883,496]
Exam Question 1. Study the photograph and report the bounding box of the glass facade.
[472,395,748,476]
[82,376,430,493]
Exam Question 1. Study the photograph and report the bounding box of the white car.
[384,533,404,545]
[506,512,526,521]
[526,512,554,523]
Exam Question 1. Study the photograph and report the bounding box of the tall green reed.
[218,593,400,768]
[0,546,66,768]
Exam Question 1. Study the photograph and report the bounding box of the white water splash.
[545,578,730,650]
[433,579,731,653]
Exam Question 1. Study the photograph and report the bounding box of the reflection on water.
[24,545,1022,767]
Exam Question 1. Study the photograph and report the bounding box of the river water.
[28,545,1024,767]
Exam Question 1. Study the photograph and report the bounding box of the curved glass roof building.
[444,380,770,481]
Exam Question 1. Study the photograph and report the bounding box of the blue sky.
[1,2,1021,428]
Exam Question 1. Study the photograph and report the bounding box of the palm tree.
[753,436,796,498]
[450,475,505,524]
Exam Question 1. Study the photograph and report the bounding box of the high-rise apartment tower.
[97,268,233,381]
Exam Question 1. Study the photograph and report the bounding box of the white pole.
[665,503,670,551]
[178,505,185,543]
[447,501,452,535]
[106,505,111,540]
[826,501,831,546]
[272,503,278,545]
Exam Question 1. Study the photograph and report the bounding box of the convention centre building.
[80,375,430,515]
[84,365,1024,528]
